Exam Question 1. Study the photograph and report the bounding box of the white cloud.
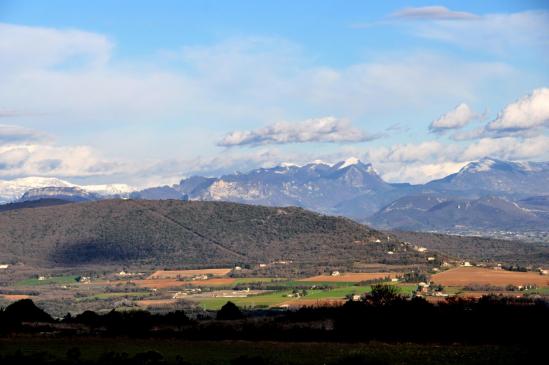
[218,117,377,147]
[0,23,112,71]
[403,10,549,53]
[391,6,478,21]
[341,134,549,184]
[0,24,515,129]
[0,124,49,144]
[487,87,549,131]
[0,143,122,179]
[429,103,477,133]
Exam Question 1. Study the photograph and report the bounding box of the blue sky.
[0,1,548,187]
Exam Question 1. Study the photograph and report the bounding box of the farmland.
[1,265,548,316]
[431,267,549,287]
[147,268,233,279]
[299,272,398,282]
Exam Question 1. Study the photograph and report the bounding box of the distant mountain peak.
[458,158,542,174]
[336,157,361,169]
[459,158,499,173]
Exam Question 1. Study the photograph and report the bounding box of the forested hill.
[390,231,549,267]
[0,200,425,268]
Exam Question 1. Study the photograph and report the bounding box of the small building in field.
[331,271,340,276]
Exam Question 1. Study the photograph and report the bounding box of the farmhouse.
[0,264,8,269]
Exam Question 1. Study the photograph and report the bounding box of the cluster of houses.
[172,287,202,299]
[415,282,448,298]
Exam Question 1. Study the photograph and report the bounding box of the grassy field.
[0,338,539,365]
[194,283,418,310]
[15,275,79,286]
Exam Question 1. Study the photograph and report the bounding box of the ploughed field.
[431,267,549,286]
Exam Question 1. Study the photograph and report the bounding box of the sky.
[0,0,548,187]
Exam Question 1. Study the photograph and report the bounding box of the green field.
[15,275,79,286]
[195,282,419,310]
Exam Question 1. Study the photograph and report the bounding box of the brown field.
[133,278,236,289]
[147,268,232,279]
[431,267,549,287]
[299,272,398,282]
[1,294,31,301]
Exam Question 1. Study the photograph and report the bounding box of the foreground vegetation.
[0,339,536,365]
[0,287,547,364]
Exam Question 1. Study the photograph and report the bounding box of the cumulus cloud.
[391,6,478,21]
[217,117,378,147]
[429,103,477,133]
[487,88,549,131]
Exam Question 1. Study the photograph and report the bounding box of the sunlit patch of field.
[15,275,79,286]
[431,267,549,287]
[147,268,232,279]
[299,272,399,282]
[1,294,31,301]
[132,278,237,289]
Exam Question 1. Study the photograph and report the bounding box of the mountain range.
[0,157,547,234]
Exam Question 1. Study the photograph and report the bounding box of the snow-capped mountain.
[425,157,549,196]
[19,186,99,202]
[0,177,135,203]
[0,157,547,234]
[174,158,406,218]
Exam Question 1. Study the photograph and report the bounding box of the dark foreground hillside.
[0,200,423,268]
[1,293,547,365]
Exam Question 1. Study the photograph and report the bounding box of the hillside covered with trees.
[0,200,424,268]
